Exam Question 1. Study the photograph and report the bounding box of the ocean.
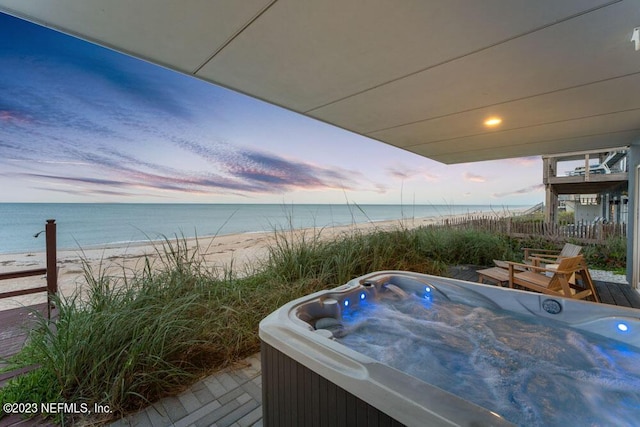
[0,203,525,255]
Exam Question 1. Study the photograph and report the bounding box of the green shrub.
[557,211,575,224]
[581,236,626,269]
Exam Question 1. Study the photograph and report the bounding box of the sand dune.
[0,211,515,312]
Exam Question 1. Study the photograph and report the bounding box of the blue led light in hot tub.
[617,322,629,332]
[422,285,433,301]
[344,299,350,308]
[360,292,366,300]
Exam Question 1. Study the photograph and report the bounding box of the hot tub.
[259,271,640,426]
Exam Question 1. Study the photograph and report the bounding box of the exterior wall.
[627,142,640,288]
[563,200,576,213]
[574,204,601,223]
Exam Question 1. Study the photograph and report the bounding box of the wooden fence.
[437,215,627,243]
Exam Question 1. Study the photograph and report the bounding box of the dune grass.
[0,224,625,423]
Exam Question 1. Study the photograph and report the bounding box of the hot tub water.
[336,290,640,426]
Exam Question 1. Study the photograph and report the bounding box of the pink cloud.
[0,110,30,124]
[464,172,487,183]
[493,184,544,198]
[503,156,540,167]
[387,166,439,182]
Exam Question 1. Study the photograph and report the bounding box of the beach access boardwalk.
[1,268,639,427]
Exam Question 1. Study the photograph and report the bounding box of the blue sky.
[0,12,544,205]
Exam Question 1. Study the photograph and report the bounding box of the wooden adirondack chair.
[523,243,582,267]
[504,255,598,301]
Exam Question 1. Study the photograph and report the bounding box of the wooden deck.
[0,303,50,365]
[0,304,56,427]
[448,265,640,309]
[0,303,53,393]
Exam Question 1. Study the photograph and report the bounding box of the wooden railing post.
[45,219,57,318]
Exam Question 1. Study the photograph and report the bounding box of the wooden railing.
[522,202,544,216]
[0,219,57,318]
[437,215,626,243]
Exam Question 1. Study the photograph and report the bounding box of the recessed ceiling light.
[484,117,502,127]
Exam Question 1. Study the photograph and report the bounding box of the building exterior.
[544,148,629,225]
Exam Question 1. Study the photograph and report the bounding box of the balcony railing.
[0,219,58,318]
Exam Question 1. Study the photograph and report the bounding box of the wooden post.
[584,154,590,182]
[45,219,57,318]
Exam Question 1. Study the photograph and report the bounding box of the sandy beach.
[0,211,516,312]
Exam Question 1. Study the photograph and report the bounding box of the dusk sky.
[0,12,545,206]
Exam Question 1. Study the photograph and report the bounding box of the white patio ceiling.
[2,0,640,164]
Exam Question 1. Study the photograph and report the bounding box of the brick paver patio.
[110,354,262,427]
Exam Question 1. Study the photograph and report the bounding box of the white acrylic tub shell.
[259,271,640,427]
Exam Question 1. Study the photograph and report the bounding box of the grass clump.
[581,236,627,270]
[510,211,574,224]
[263,226,516,285]
[2,241,222,422]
